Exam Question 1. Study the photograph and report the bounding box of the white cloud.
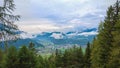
[17,19,75,33]
[14,0,116,33]
[69,19,95,28]
[20,32,35,39]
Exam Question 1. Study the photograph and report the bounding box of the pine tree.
[0,48,3,68]
[91,0,120,68]
[107,1,120,67]
[84,42,91,68]
[37,55,44,68]
[28,42,35,52]
[55,49,63,67]
[4,46,18,68]
[76,46,84,68]
[0,0,20,41]
[18,46,37,68]
[48,54,56,68]
[62,49,71,68]
[63,48,74,67]
[91,3,117,68]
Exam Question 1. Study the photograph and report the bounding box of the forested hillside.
[0,0,120,68]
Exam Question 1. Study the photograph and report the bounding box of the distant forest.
[0,0,120,68]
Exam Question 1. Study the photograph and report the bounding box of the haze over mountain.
[4,28,97,49]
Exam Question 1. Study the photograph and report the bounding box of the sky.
[13,0,116,34]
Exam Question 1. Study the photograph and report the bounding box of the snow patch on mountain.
[66,31,98,37]
[19,28,98,39]
[78,31,98,36]
[50,33,64,39]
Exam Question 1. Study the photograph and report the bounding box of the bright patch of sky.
[0,0,3,6]
[14,0,116,33]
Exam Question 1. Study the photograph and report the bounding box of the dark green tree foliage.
[17,46,37,68]
[48,54,56,68]
[4,46,18,68]
[97,6,114,68]
[37,55,55,68]
[28,42,35,51]
[58,46,84,68]
[17,46,30,68]
[37,55,45,68]
[108,17,120,68]
[0,49,3,68]
[84,42,91,68]
[55,49,63,67]
[91,37,102,68]
[91,0,120,68]
[76,46,84,68]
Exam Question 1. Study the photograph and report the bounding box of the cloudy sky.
[13,0,116,33]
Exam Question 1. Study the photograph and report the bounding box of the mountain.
[20,28,97,46]
[83,28,97,32]
[1,28,97,50]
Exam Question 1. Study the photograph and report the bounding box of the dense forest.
[0,0,120,68]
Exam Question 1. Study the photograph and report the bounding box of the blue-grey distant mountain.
[3,28,97,48]
[83,28,97,32]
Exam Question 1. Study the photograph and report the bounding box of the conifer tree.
[91,37,102,68]
[48,54,56,68]
[0,48,3,68]
[92,0,118,68]
[0,0,20,41]
[108,15,120,68]
[91,0,120,68]
[28,42,35,52]
[84,42,91,68]
[55,49,63,67]
[4,46,18,68]
[107,1,120,67]
[37,55,44,68]
[18,46,37,68]
[76,46,84,68]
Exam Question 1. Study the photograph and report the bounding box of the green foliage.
[17,46,37,68]
[28,42,35,51]
[55,46,84,68]
[84,42,91,68]
[4,46,18,68]
[0,0,119,68]
[91,0,120,68]
[55,49,63,67]
[107,2,120,67]
[0,49,3,68]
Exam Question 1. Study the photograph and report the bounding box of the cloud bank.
[14,0,116,33]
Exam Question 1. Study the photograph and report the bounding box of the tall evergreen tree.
[91,37,102,68]
[91,0,120,68]
[84,42,91,68]
[4,46,18,68]
[17,46,37,68]
[28,42,35,52]
[0,48,3,68]
[107,15,120,68]
[55,49,63,67]
[76,46,84,68]
[107,1,120,67]
[37,55,44,68]
[0,0,20,41]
